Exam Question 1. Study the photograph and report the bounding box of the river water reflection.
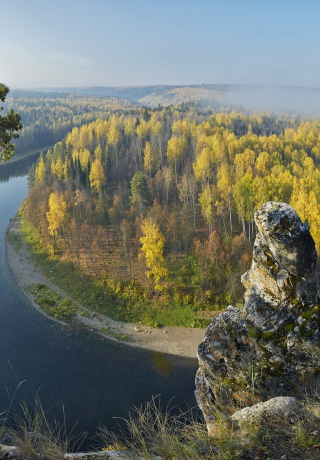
[0,157,198,448]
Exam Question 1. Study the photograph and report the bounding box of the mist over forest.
[12,84,320,115]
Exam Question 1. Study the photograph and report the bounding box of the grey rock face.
[245,202,318,309]
[195,202,320,435]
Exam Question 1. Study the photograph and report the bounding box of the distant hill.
[12,84,320,115]
[15,84,232,107]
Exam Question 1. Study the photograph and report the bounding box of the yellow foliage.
[171,118,191,137]
[193,147,214,185]
[96,120,110,141]
[255,151,272,176]
[124,117,136,136]
[143,141,153,175]
[198,183,216,232]
[94,144,102,160]
[46,192,67,237]
[217,163,233,198]
[252,176,269,209]
[136,119,149,139]
[108,115,120,146]
[291,180,320,252]
[149,114,162,137]
[143,141,160,175]
[35,158,46,185]
[89,158,105,190]
[234,148,256,179]
[72,148,91,170]
[66,127,79,148]
[51,157,64,180]
[196,121,213,138]
[139,217,168,291]
[166,135,186,170]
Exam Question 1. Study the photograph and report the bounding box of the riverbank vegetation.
[22,105,320,326]
[29,283,78,321]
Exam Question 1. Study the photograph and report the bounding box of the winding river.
[0,155,198,449]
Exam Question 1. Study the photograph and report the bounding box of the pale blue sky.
[1,0,319,88]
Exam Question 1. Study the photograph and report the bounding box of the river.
[0,155,198,450]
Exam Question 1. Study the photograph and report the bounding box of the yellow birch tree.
[35,157,46,185]
[124,117,136,136]
[51,157,64,181]
[47,192,67,238]
[143,141,153,176]
[89,158,106,191]
[139,217,168,291]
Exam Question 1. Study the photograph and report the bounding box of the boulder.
[231,396,319,428]
[195,202,320,436]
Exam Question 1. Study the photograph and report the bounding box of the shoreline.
[5,218,206,358]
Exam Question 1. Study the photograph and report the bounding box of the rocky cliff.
[195,202,320,436]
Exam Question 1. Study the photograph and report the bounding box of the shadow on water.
[149,351,175,377]
[0,157,199,450]
[0,152,41,183]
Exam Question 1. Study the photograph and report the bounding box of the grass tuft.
[98,397,245,459]
[293,421,320,448]
[6,397,86,460]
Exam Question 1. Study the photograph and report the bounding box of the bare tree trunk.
[221,213,227,239]
[242,214,246,240]
[228,193,233,234]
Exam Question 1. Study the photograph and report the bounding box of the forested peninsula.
[19,105,320,329]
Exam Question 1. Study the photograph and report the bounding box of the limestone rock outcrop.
[195,202,320,436]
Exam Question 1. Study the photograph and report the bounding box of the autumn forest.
[21,103,320,327]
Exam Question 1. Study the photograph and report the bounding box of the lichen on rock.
[195,201,320,436]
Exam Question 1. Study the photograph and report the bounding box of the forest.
[3,92,138,159]
[22,104,320,327]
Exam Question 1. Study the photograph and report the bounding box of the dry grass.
[2,395,320,459]
[8,400,68,459]
[98,398,261,460]
[97,396,320,460]
[1,397,86,460]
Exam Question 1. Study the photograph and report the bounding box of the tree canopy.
[0,84,22,160]
[23,104,320,322]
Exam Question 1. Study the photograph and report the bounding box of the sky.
[1,0,320,89]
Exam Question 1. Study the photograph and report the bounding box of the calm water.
[0,157,198,449]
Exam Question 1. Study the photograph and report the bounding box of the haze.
[1,0,320,89]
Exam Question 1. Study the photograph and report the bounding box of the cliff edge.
[195,202,320,435]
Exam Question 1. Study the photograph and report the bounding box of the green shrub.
[29,284,77,321]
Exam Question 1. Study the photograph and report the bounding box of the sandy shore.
[5,218,207,358]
